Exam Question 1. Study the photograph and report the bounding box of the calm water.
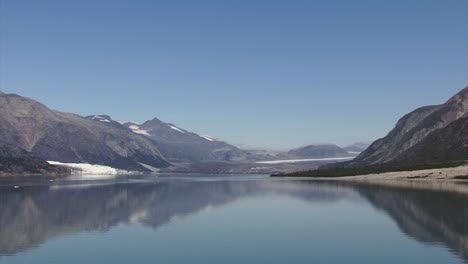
[0,175,467,263]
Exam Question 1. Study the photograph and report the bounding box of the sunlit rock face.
[346,86,468,167]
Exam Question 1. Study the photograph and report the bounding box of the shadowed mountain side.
[392,116,468,164]
[346,86,468,167]
[0,141,71,176]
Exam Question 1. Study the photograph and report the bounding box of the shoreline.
[316,165,468,181]
[285,165,468,196]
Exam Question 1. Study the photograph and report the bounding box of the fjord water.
[0,175,466,264]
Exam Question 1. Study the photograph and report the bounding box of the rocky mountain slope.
[123,118,251,162]
[393,115,468,164]
[0,93,169,172]
[85,115,275,163]
[344,86,468,167]
[0,141,71,176]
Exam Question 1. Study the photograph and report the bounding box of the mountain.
[0,141,71,176]
[101,117,275,162]
[392,115,468,164]
[0,93,169,172]
[277,144,352,159]
[344,86,468,167]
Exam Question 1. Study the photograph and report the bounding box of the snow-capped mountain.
[0,93,169,172]
[115,117,272,162]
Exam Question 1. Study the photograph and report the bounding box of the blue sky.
[1,0,467,149]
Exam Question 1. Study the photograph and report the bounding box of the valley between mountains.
[0,86,467,177]
[0,91,365,176]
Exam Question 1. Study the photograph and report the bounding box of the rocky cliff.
[0,93,169,171]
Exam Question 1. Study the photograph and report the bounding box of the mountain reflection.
[351,182,468,262]
[0,178,467,262]
[0,179,352,255]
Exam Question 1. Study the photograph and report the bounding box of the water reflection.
[0,178,354,255]
[0,177,467,262]
[350,182,468,262]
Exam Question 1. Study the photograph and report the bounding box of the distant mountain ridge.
[85,115,275,163]
[277,144,352,160]
[343,142,371,153]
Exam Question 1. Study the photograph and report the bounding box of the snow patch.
[256,157,354,164]
[200,135,216,141]
[91,115,110,123]
[133,130,151,136]
[128,125,151,136]
[168,124,185,133]
[47,161,136,176]
[137,162,160,172]
[120,121,141,125]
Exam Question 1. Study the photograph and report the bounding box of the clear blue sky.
[1,0,467,149]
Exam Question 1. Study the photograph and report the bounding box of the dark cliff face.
[393,116,468,164]
[0,141,71,176]
[345,86,468,167]
[0,93,169,171]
